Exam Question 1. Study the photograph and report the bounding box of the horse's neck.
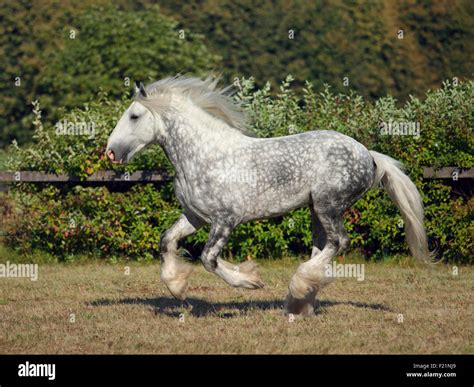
[161,108,248,176]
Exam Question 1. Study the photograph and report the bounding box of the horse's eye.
[130,114,139,120]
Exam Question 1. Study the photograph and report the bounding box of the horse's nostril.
[107,149,115,161]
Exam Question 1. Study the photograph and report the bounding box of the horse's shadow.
[88,296,392,318]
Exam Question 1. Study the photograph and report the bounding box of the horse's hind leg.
[160,213,202,301]
[284,210,348,316]
[310,206,349,257]
[310,206,326,258]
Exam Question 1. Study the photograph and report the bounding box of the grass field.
[0,256,472,354]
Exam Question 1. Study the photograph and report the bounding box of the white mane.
[135,75,249,132]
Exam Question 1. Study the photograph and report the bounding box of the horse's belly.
[240,183,311,222]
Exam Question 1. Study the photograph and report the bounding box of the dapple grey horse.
[106,76,432,316]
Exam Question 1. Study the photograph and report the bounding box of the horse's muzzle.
[106,149,123,164]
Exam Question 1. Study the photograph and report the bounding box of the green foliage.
[37,4,220,119]
[3,0,473,148]
[0,1,219,147]
[5,78,474,263]
[7,184,180,261]
[161,0,474,101]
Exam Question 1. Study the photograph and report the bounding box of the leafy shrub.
[0,2,220,147]
[5,78,473,263]
[7,184,180,261]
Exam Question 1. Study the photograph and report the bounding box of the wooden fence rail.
[0,167,472,192]
[421,167,474,179]
[0,170,170,183]
[0,170,171,192]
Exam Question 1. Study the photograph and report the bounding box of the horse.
[106,75,433,316]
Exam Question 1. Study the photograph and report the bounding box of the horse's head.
[106,75,248,164]
[106,82,159,164]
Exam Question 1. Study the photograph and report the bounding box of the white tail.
[370,151,435,263]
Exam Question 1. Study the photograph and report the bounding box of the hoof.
[236,260,264,289]
[284,292,316,316]
[165,279,189,300]
[216,259,265,289]
[161,261,193,300]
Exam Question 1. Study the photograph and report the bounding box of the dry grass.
[0,258,472,354]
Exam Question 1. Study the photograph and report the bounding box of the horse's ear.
[134,81,147,98]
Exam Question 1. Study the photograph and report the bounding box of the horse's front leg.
[201,222,264,289]
[160,213,202,301]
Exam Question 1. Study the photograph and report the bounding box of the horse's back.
[233,129,375,220]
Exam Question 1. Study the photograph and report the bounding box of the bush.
[0,2,220,147]
[5,78,473,263]
[6,184,179,261]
